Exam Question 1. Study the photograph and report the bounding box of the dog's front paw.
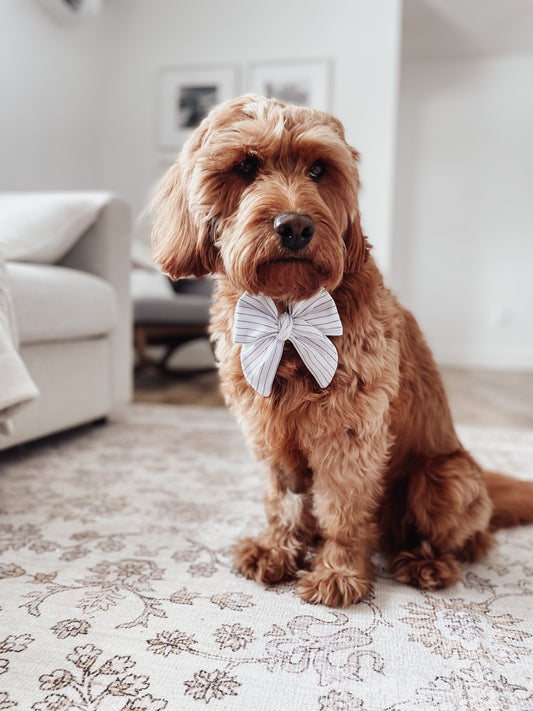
[296,567,372,607]
[233,537,299,584]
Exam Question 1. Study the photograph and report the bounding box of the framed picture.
[248,59,332,112]
[158,66,237,149]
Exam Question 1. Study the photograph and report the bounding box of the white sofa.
[0,192,132,451]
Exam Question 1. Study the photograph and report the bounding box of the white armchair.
[0,193,132,451]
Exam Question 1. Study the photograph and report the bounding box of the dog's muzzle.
[273,212,315,252]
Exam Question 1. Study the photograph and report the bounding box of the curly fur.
[152,95,533,607]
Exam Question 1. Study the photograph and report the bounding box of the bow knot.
[232,288,343,397]
[277,312,293,341]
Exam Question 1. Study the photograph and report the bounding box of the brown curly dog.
[152,94,533,607]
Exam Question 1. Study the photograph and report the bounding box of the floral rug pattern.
[0,404,532,710]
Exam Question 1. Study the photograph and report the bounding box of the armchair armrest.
[60,195,133,405]
[60,195,130,283]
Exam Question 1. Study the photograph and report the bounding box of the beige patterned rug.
[0,404,532,711]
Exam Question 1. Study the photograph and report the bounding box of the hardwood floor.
[134,340,533,429]
[134,368,224,407]
[134,339,225,407]
[441,368,533,429]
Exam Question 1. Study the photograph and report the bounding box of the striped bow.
[232,288,343,397]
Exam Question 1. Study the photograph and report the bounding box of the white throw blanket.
[0,254,38,435]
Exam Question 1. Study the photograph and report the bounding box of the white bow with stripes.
[232,288,343,397]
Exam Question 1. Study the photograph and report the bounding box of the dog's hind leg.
[234,460,316,585]
[389,450,494,590]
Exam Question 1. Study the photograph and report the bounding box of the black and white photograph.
[248,59,331,111]
[158,66,237,149]
[178,85,218,129]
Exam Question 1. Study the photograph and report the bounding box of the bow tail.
[240,337,285,397]
[289,329,339,388]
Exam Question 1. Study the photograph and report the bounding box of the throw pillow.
[0,192,111,263]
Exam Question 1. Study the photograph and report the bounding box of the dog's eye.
[308,160,325,181]
[235,155,259,179]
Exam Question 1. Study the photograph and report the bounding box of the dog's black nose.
[274,212,315,252]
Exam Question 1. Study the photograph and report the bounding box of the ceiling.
[402,0,533,59]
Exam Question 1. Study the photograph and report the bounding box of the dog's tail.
[484,471,533,531]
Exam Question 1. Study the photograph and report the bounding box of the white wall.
[97,0,402,274]
[392,55,533,370]
[0,0,109,191]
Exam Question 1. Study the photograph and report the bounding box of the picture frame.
[157,66,238,150]
[247,59,332,112]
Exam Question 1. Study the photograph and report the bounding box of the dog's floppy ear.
[344,209,370,274]
[151,150,219,280]
[343,147,369,274]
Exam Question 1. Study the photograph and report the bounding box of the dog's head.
[152,94,368,301]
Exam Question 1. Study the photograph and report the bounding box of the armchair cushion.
[7,262,118,345]
[0,191,111,263]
